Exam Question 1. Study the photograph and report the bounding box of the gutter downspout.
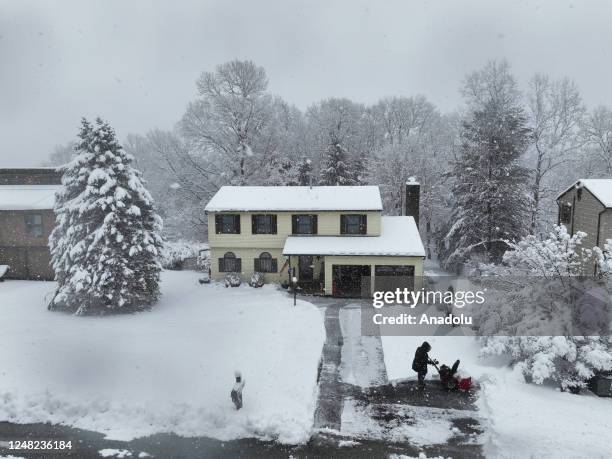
[570,196,576,236]
[595,209,606,276]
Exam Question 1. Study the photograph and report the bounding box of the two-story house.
[557,179,612,273]
[205,184,425,297]
[0,168,61,280]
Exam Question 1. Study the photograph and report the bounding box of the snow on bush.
[249,272,265,288]
[476,225,612,390]
[224,272,241,287]
[160,240,209,270]
[49,118,163,315]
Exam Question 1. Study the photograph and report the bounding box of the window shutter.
[254,258,260,272]
[312,215,318,234]
[340,215,346,234]
[271,215,277,234]
[252,215,257,234]
[236,258,242,272]
[292,215,297,234]
[271,259,278,272]
[218,258,225,272]
[215,215,222,234]
[361,215,367,234]
[235,215,241,234]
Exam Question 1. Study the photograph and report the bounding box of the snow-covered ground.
[0,271,325,444]
[382,334,612,458]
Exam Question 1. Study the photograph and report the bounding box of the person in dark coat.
[412,341,438,389]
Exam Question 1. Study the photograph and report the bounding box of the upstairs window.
[292,215,317,235]
[252,214,277,234]
[24,214,43,237]
[341,214,367,235]
[255,252,278,273]
[559,203,572,224]
[219,252,241,272]
[215,214,240,234]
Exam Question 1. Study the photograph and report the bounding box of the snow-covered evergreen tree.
[49,118,163,315]
[319,134,354,185]
[442,66,532,267]
[477,226,612,391]
[294,157,313,186]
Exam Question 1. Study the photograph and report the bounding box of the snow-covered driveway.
[0,271,325,444]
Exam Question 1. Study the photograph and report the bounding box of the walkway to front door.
[298,255,313,281]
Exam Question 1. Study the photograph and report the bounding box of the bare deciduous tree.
[527,75,585,233]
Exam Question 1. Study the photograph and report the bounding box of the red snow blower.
[433,359,472,391]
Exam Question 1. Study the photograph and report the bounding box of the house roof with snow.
[282,216,425,257]
[558,179,612,208]
[204,186,383,212]
[0,185,60,210]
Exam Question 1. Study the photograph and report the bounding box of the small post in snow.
[292,276,298,306]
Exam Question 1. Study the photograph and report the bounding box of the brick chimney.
[403,178,420,227]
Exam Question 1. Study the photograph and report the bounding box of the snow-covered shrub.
[160,240,209,270]
[49,118,163,315]
[197,249,211,273]
[224,272,241,288]
[477,226,612,391]
[249,272,265,288]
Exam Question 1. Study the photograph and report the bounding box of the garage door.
[0,246,54,280]
[332,265,371,298]
[374,265,415,293]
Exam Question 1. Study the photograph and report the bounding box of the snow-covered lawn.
[382,334,612,458]
[0,271,325,444]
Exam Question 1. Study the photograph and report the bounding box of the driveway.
[310,297,485,458]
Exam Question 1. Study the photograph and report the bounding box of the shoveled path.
[310,299,485,458]
[313,302,345,431]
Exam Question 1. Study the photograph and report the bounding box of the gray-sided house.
[557,179,612,273]
[205,184,425,297]
[0,168,61,280]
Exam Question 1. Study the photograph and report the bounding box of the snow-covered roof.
[558,179,612,207]
[205,186,383,212]
[283,216,425,257]
[0,185,60,210]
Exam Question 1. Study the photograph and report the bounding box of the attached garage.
[284,216,425,297]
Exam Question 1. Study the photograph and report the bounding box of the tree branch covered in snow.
[476,226,612,390]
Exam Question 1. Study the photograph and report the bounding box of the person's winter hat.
[422,341,431,351]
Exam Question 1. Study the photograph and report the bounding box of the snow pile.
[98,449,132,458]
[0,270,325,444]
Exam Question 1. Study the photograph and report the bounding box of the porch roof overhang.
[282,216,426,257]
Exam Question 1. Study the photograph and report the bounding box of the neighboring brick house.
[205,184,425,297]
[557,179,612,273]
[0,168,61,280]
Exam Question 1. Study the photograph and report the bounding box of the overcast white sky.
[1,0,611,166]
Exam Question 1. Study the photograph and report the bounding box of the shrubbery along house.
[205,183,426,297]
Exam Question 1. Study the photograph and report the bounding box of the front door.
[298,255,314,281]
